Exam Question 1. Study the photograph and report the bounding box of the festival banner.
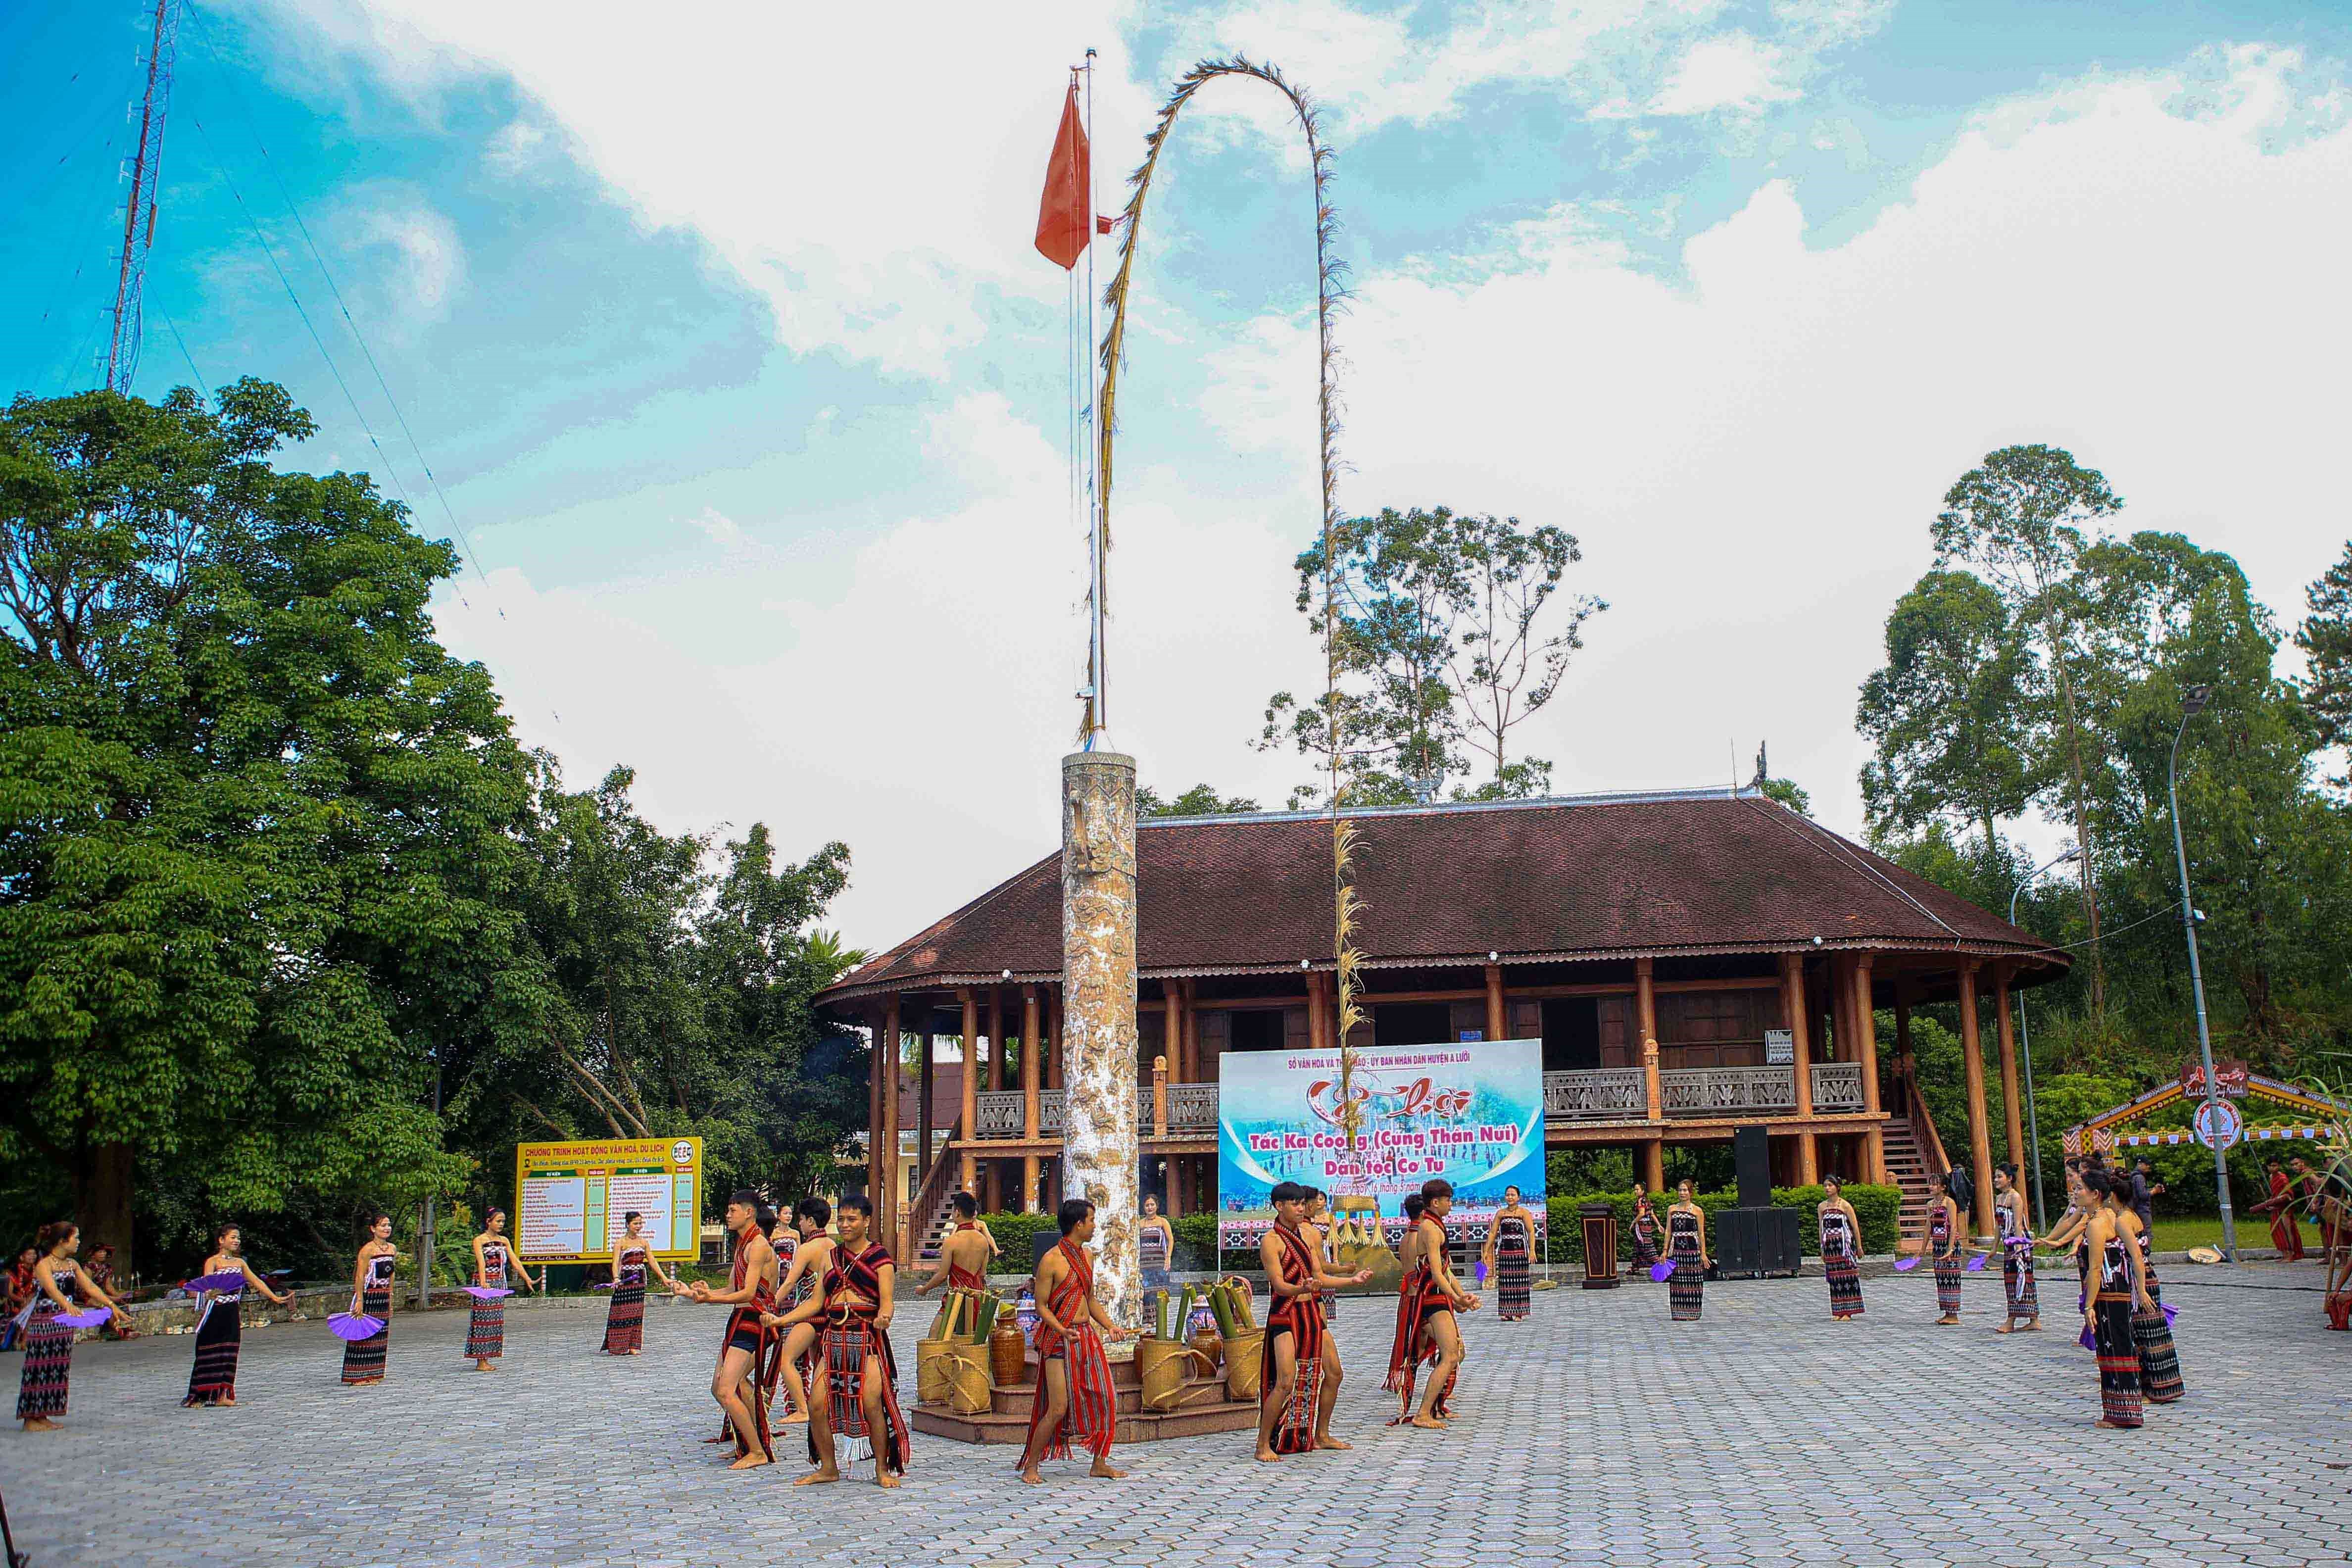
[1216,1039,1545,1252]
[513,1136,702,1264]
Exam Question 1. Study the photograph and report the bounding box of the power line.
[159,307,209,401]
[182,1,496,607]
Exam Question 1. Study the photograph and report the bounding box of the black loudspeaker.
[1031,1229,1060,1271]
[1715,1207,1801,1277]
[1734,1125,1771,1209]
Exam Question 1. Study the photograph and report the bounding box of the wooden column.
[1827,955,1851,1062]
[1163,1150,1180,1219]
[1779,953,1817,1185]
[957,987,979,1191]
[1993,962,2025,1173]
[986,989,1005,1093]
[1483,963,1506,1043]
[1152,1055,1169,1138]
[1021,984,1042,1212]
[1045,983,1063,1090]
[917,1014,934,1188]
[866,1001,888,1202]
[1637,958,1662,1120]
[1642,1139,1665,1194]
[1955,961,1997,1238]
[1308,971,1330,1055]
[1852,955,1886,1185]
[1177,979,1196,1081]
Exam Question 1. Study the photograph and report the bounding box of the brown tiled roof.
[819,789,2066,1003]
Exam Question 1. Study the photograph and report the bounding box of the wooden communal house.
[815,785,2066,1256]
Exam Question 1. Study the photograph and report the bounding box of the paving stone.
[2,1264,2347,1565]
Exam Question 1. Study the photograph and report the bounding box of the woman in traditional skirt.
[1482,1185,1536,1321]
[341,1212,398,1386]
[1816,1176,1864,1321]
[185,1223,290,1407]
[602,1210,677,1356]
[467,1208,539,1371]
[2080,1170,2148,1428]
[1991,1165,2040,1333]
[14,1222,126,1431]
[1629,1192,1662,1278]
[1926,1174,1966,1325]
[2107,1187,2182,1403]
[1137,1193,1175,1302]
[1666,1180,1708,1322]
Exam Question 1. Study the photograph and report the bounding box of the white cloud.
[1650,34,1801,115]
[432,394,1321,943]
[482,117,551,178]
[246,0,1149,378]
[346,193,465,318]
[1194,48,2352,863]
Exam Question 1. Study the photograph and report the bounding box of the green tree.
[1135,783,1263,817]
[1261,506,1601,805]
[1933,444,2122,1013]
[1857,569,2037,862]
[2295,539,2352,758]
[0,383,518,1269]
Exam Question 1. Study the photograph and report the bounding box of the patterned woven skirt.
[183,1298,243,1406]
[2133,1283,2183,1403]
[1630,1225,1659,1273]
[1264,1304,1328,1455]
[2002,1243,2038,1321]
[1934,1258,1964,1317]
[14,1307,72,1421]
[1496,1242,1531,1321]
[2093,1292,2143,1427]
[601,1280,645,1354]
[1670,1246,1704,1322]
[1824,1249,1863,1318]
[465,1295,506,1361]
[818,1320,909,1474]
[341,1287,392,1384]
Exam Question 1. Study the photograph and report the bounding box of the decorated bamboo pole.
[1092,55,1366,1173]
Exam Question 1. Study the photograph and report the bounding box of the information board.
[1217,1039,1545,1253]
[513,1137,702,1263]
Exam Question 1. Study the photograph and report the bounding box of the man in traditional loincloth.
[1017,1197,1137,1484]
[917,1191,997,1295]
[1386,1176,1478,1429]
[776,1193,910,1488]
[762,1197,837,1425]
[681,1191,780,1469]
[1257,1180,1372,1462]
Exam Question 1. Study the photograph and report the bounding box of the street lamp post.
[2009,846,2080,1234]
[2169,683,2237,1263]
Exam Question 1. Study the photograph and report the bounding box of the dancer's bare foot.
[728,1451,772,1470]
[1254,1446,1281,1463]
[781,1410,810,1425]
[794,1467,839,1486]
[1995,1323,2013,1334]
[876,1470,900,1488]
[1315,1435,1352,1451]
[1089,1460,1129,1478]
[220,1397,238,1407]
[1020,1465,1044,1484]
[2024,1319,2042,1331]
[21,1419,58,1432]
[2094,1418,2127,1429]
[1410,1415,1446,1430]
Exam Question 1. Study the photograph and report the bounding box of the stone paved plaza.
[4,1260,2348,1568]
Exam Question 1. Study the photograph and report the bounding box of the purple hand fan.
[1893,1257,1920,1272]
[2162,1303,2179,1327]
[328,1312,384,1341]
[591,1282,617,1291]
[2078,1323,2097,1351]
[185,1270,246,1292]
[55,1307,110,1329]
[1648,1261,1676,1283]
[463,1285,514,1301]
[1473,1262,1487,1285]
[1965,1254,1988,1273]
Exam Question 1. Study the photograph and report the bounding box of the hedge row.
[1541,1184,1904,1261]
[977,1210,1223,1274]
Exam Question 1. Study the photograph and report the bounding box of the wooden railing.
[900,1116,965,1264]
[1896,1057,1953,1180]
[1809,1062,1866,1112]
[1545,1068,1647,1120]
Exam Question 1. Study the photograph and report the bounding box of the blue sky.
[5,0,2349,947]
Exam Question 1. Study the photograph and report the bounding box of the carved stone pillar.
[1021,984,1042,1212]
[1061,748,1141,1326]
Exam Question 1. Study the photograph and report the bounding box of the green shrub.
[977,1211,1057,1272]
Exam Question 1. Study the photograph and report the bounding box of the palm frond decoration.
[1094,55,1366,1149]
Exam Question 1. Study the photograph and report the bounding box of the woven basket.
[1223,1327,1266,1403]
[940,1341,993,1416]
[915,1337,955,1407]
[1136,1337,1216,1412]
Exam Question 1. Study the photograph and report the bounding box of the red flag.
[1035,81,1091,270]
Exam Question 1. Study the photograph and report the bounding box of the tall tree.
[1437,510,1605,789]
[2296,539,2352,759]
[1933,444,2121,1013]
[1857,568,2038,860]
[0,383,517,1268]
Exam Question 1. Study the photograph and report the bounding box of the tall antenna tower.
[106,0,182,394]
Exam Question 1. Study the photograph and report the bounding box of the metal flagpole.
[1082,47,1107,750]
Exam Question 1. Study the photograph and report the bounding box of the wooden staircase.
[1885,1057,1955,1253]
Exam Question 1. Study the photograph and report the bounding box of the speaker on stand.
[1718,1125,1801,1277]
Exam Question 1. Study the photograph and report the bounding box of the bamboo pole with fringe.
[1093,55,1367,1150]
